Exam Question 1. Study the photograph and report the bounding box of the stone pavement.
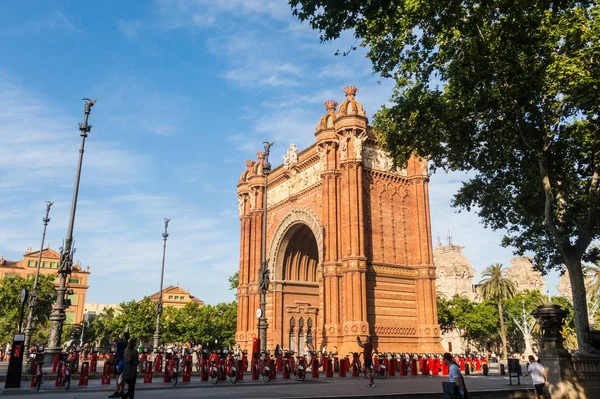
[1,373,535,398]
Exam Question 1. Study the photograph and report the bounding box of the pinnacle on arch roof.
[343,85,358,98]
[338,85,366,117]
[317,100,338,130]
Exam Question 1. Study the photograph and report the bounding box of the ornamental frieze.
[363,145,408,176]
[368,264,419,277]
[267,162,323,207]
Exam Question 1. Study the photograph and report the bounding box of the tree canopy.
[291,0,600,352]
[0,274,56,343]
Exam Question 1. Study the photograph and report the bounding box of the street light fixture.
[258,141,273,352]
[23,201,53,359]
[153,218,171,353]
[46,99,96,360]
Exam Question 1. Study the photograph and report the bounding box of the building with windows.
[0,247,90,324]
[149,285,204,309]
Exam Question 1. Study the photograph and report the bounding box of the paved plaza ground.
[0,359,538,399]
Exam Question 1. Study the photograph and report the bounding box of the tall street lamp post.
[23,201,54,359]
[46,99,96,360]
[258,141,273,352]
[79,309,88,347]
[153,218,170,353]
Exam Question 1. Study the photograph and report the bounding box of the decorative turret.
[337,86,366,117]
[317,100,338,130]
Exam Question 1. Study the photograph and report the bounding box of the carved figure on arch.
[284,143,299,168]
[353,131,368,160]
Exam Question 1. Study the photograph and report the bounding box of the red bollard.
[421,357,429,376]
[311,356,319,378]
[163,359,173,383]
[431,358,439,376]
[139,353,147,373]
[351,353,360,377]
[389,357,396,376]
[101,362,112,385]
[154,354,163,372]
[200,358,208,382]
[90,353,98,373]
[326,357,333,377]
[410,358,418,376]
[459,357,465,372]
[183,358,192,382]
[73,353,80,373]
[442,359,449,376]
[237,359,244,380]
[242,354,248,372]
[475,357,481,371]
[144,361,153,383]
[339,358,346,377]
[276,356,282,372]
[251,358,259,380]
[55,363,64,387]
[400,358,407,376]
[52,354,60,372]
[79,362,89,386]
[283,358,291,379]
[269,358,276,380]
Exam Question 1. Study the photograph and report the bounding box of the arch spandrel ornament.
[267,207,324,280]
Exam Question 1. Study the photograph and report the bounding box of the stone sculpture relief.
[283,143,299,169]
[353,131,368,160]
[363,145,408,176]
[268,162,322,207]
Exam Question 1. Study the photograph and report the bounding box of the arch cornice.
[268,207,324,280]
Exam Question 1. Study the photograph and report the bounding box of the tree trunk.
[564,255,592,353]
[498,298,508,361]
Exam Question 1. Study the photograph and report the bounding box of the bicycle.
[56,352,71,390]
[374,353,388,379]
[226,352,238,384]
[252,351,272,383]
[33,346,45,391]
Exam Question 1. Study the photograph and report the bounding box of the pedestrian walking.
[442,352,469,398]
[109,332,129,398]
[356,335,376,388]
[523,355,548,399]
[121,338,139,399]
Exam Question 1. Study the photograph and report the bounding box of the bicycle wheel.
[172,372,178,386]
[262,370,271,383]
[229,369,238,384]
[377,367,388,379]
[296,367,306,381]
[210,369,218,385]
[35,371,42,391]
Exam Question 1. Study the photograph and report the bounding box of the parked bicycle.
[374,353,388,379]
[56,351,72,390]
[226,351,238,384]
[32,346,45,391]
[252,350,272,383]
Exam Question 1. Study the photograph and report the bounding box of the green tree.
[0,274,56,343]
[112,297,156,343]
[552,295,579,350]
[447,295,499,352]
[228,272,239,291]
[291,0,600,353]
[479,264,517,360]
[436,295,455,332]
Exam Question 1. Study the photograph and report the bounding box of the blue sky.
[0,0,559,305]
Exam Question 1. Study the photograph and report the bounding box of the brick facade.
[236,86,442,354]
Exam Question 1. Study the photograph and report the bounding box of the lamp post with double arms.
[23,201,54,359]
[153,218,170,353]
[46,99,96,360]
[258,141,273,352]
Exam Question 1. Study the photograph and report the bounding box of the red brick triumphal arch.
[236,86,442,354]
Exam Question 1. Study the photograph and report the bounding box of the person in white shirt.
[442,352,466,398]
[523,355,548,398]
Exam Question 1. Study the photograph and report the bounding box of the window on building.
[298,317,304,352]
[67,293,78,306]
[65,312,75,324]
[169,296,173,299]
[289,318,296,354]
[42,261,48,268]
[50,262,57,269]
[69,278,80,284]
[306,318,313,347]
[28,260,36,268]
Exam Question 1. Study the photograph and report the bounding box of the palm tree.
[479,263,517,361]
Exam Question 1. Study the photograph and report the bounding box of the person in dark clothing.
[121,339,139,399]
[357,335,376,388]
[109,332,130,398]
